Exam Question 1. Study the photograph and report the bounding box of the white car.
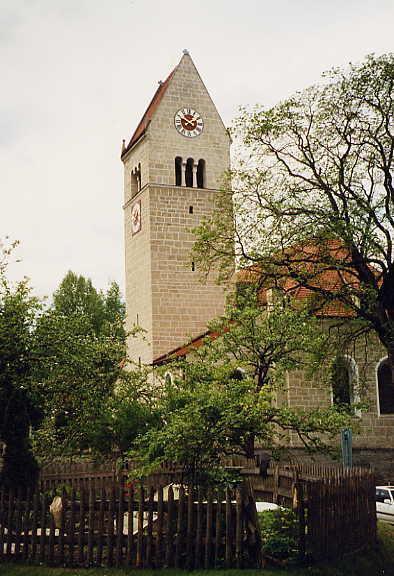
[376,486,394,524]
[255,501,282,512]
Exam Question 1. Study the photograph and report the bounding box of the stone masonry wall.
[149,185,227,360]
[284,331,394,451]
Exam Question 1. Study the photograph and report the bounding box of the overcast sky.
[1,0,393,298]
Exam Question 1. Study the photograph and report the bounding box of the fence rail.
[11,459,378,566]
[0,483,261,569]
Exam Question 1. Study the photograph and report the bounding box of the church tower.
[121,50,230,364]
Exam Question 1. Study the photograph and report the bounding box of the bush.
[258,508,299,562]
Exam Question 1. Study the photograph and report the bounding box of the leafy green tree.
[88,367,160,458]
[193,53,394,368]
[31,272,126,461]
[52,271,126,340]
[0,240,41,486]
[131,290,350,483]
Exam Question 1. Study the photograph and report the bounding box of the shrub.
[258,508,299,562]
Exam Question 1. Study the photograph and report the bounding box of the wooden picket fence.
[247,462,377,561]
[37,459,378,564]
[39,460,117,492]
[305,471,377,561]
[0,482,262,569]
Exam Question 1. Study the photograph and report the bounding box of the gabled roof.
[121,66,177,159]
[153,330,220,366]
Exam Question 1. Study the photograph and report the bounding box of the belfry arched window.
[197,159,205,188]
[175,157,182,186]
[130,171,138,198]
[130,163,141,198]
[185,158,194,188]
[331,356,359,412]
[377,358,394,414]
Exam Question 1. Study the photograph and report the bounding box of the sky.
[1,0,393,298]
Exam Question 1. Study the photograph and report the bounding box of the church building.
[121,52,394,482]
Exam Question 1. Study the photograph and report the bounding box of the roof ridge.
[121,65,178,158]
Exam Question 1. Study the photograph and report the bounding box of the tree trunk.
[244,434,255,459]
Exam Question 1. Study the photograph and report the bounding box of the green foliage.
[0,243,129,470]
[193,53,394,359]
[52,271,126,340]
[258,508,299,562]
[87,367,160,457]
[0,240,41,486]
[131,291,351,482]
[31,272,126,461]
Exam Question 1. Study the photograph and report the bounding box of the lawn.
[0,523,392,576]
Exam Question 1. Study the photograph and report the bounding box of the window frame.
[376,356,394,417]
[331,355,361,417]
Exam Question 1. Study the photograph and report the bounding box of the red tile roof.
[153,241,361,363]
[121,67,177,159]
[153,330,221,366]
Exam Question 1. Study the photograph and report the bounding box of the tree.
[52,271,126,341]
[131,289,350,483]
[193,53,394,368]
[0,239,41,486]
[31,272,127,461]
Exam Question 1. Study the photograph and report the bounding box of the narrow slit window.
[189,206,193,214]
[175,156,182,186]
[130,171,138,198]
[185,158,194,187]
[191,262,195,271]
[197,159,205,188]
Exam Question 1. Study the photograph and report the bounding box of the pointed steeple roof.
[121,65,177,158]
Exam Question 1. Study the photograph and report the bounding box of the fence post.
[294,481,306,562]
[0,487,5,560]
[204,487,213,569]
[78,488,85,565]
[225,486,232,568]
[175,485,185,569]
[235,486,242,568]
[39,491,46,564]
[194,486,202,569]
[87,486,95,566]
[58,488,66,565]
[146,485,154,568]
[96,487,105,566]
[155,485,163,568]
[186,486,194,570]
[115,483,124,567]
[127,484,134,567]
[165,485,174,568]
[214,489,222,568]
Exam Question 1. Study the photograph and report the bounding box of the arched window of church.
[175,156,182,186]
[377,358,394,414]
[197,159,205,188]
[185,158,194,188]
[331,356,359,412]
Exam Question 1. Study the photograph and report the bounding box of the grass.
[0,523,392,576]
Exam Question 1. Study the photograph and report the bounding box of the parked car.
[255,501,282,512]
[376,486,394,524]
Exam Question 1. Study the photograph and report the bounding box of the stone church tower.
[121,51,231,365]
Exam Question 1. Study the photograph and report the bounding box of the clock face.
[174,108,204,138]
[131,201,141,235]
